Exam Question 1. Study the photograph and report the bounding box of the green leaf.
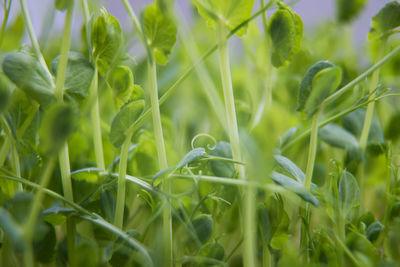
[108,66,134,109]
[33,222,56,263]
[385,112,400,141]
[304,65,342,117]
[274,155,305,183]
[336,0,367,23]
[72,239,99,267]
[369,1,400,40]
[192,214,213,244]
[0,75,11,113]
[342,109,386,155]
[339,170,359,214]
[143,3,177,65]
[198,242,225,262]
[319,123,360,150]
[191,0,254,36]
[51,52,94,101]
[209,142,235,178]
[91,8,123,76]
[39,104,77,154]
[109,100,145,147]
[297,61,335,112]
[366,221,384,242]
[2,52,55,106]
[100,189,116,223]
[0,207,25,252]
[268,2,303,67]
[176,147,206,170]
[270,172,319,207]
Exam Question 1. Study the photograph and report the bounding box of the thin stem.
[217,21,255,267]
[19,0,54,87]
[148,58,172,265]
[0,139,10,167]
[90,67,105,170]
[114,137,130,228]
[304,108,322,189]
[0,0,12,46]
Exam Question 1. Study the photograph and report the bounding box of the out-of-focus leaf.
[369,1,400,40]
[336,0,367,23]
[0,75,11,113]
[51,52,94,101]
[270,172,319,207]
[385,112,400,141]
[304,66,342,117]
[100,189,116,223]
[319,123,360,150]
[108,66,134,109]
[143,3,177,65]
[297,61,335,112]
[39,104,77,153]
[209,142,235,178]
[33,222,56,263]
[91,8,123,76]
[72,239,99,267]
[190,0,254,36]
[366,221,384,242]
[268,2,303,67]
[0,207,25,252]
[339,170,359,215]
[2,52,55,106]
[198,242,225,262]
[109,100,145,147]
[55,0,67,10]
[192,214,213,244]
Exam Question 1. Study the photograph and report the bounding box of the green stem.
[148,58,172,265]
[22,157,57,267]
[304,108,322,189]
[90,67,105,170]
[19,0,54,87]
[217,22,255,267]
[358,40,386,212]
[0,139,10,167]
[0,0,11,46]
[114,137,131,229]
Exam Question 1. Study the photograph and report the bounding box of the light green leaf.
[191,0,254,36]
[369,1,400,40]
[270,172,319,207]
[143,3,177,65]
[176,147,206,169]
[339,170,359,214]
[268,2,303,67]
[91,8,123,76]
[108,66,134,109]
[336,0,367,23]
[0,75,11,113]
[274,155,305,183]
[109,100,145,147]
[2,52,55,106]
[304,65,342,117]
[51,52,94,101]
[297,61,335,111]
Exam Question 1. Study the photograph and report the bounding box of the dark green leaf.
[8,192,33,223]
[108,66,134,109]
[191,0,254,36]
[39,104,77,153]
[366,221,384,242]
[100,189,115,223]
[192,214,213,244]
[176,147,206,169]
[109,100,145,147]
[385,112,400,141]
[143,3,177,65]
[91,8,123,76]
[198,242,225,262]
[339,170,359,214]
[268,2,303,67]
[2,52,55,106]
[319,123,360,150]
[209,142,235,178]
[369,1,400,40]
[33,222,56,263]
[336,0,367,23]
[270,172,319,207]
[51,52,94,101]
[0,75,11,113]
[297,61,335,112]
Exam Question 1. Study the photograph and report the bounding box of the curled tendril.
[191,133,217,151]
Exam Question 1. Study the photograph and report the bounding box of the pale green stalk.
[121,1,172,263]
[304,108,322,189]
[217,21,255,267]
[114,136,131,228]
[0,139,10,167]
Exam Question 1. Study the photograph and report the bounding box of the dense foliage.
[1,0,400,266]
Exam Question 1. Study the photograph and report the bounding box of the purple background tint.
[4,0,387,47]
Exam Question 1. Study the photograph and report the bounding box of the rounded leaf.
[369,1,400,40]
[192,214,213,244]
[108,66,134,109]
